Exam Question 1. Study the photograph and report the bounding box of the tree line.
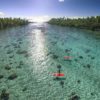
[48,16,100,31]
[0,18,29,29]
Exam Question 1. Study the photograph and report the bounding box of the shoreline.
[48,16,100,34]
[0,18,29,30]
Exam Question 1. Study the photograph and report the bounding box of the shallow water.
[0,23,100,100]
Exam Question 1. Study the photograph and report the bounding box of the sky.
[0,0,100,22]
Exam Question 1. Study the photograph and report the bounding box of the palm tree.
[0,17,29,29]
[48,16,100,31]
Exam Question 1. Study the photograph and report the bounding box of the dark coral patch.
[0,89,9,100]
[8,73,18,80]
[52,55,58,59]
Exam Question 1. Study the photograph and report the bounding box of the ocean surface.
[0,23,100,100]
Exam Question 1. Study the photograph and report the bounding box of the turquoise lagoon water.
[0,23,100,100]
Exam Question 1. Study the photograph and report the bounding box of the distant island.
[0,18,29,29]
[48,16,100,31]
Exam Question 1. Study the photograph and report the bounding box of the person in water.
[57,65,61,75]
[60,81,64,88]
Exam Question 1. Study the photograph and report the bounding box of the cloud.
[0,12,5,17]
[27,15,51,22]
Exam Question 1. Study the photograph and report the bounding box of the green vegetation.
[0,18,29,29]
[48,16,100,31]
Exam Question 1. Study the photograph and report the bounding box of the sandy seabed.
[0,23,100,100]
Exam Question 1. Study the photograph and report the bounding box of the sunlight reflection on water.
[34,29,46,59]
[30,27,48,74]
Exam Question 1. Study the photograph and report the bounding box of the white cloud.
[26,15,51,22]
[59,0,64,2]
[0,12,5,17]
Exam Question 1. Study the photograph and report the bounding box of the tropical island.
[48,16,100,31]
[0,18,29,29]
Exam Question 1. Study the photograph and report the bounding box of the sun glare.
[59,0,64,2]
[28,16,51,23]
